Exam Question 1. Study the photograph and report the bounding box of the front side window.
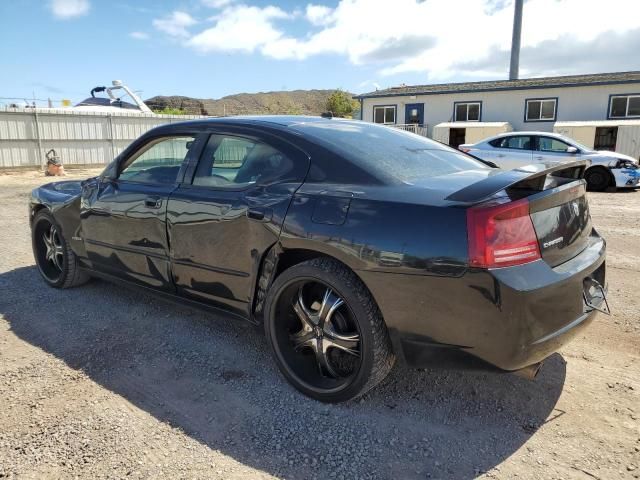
[119,135,196,184]
[538,137,572,152]
[609,95,640,118]
[454,102,481,122]
[193,134,295,188]
[490,135,533,150]
[373,105,396,124]
[525,98,556,121]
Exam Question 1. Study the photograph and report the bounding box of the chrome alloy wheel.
[290,286,361,378]
[42,225,64,272]
[34,219,65,282]
[272,279,363,393]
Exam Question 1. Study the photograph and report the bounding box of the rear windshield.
[291,120,489,184]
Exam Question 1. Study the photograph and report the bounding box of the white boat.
[69,80,153,114]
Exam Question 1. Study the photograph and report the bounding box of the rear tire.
[585,167,611,191]
[32,210,90,289]
[264,257,395,402]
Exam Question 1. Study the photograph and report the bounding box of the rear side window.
[489,136,533,150]
[193,134,296,188]
[538,137,571,152]
[292,121,488,184]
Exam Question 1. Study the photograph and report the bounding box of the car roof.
[492,131,567,138]
[162,115,358,129]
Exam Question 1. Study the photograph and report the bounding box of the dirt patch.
[0,171,638,479]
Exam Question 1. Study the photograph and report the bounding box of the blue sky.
[1,0,639,105]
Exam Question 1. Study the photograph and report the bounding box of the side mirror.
[566,146,578,154]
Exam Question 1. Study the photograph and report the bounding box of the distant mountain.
[145,89,353,116]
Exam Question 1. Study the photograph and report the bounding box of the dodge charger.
[29,116,608,402]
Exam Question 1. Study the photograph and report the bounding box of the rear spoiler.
[446,160,589,203]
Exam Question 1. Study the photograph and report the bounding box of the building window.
[454,102,481,122]
[525,98,557,121]
[609,94,640,118]
[373,105,396,124]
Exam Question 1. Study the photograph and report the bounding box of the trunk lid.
[446,160,593,268]
[528,183,592,267]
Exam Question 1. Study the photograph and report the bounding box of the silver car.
[460,132,640,191]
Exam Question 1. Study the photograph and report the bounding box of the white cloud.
[50,0,90,19]
[201,0,236,7]
[153,11,197,38]
[129,31,150,40]
[188,5,290,54]
[159,0,640,81]
[305,4,334,26]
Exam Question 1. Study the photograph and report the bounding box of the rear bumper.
[359,232,606,372]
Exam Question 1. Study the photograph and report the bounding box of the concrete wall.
[0,108,206,168]
[361,83,640,138]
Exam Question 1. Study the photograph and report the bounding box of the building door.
[594,127,618,151]
[404,103,424,125]
[449,128,466,148]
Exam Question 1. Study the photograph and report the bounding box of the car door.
[81,133,202,290]
[489,135,535,169]
[166,128,310,317]
[535,136,579,163]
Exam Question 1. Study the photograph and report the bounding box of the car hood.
[584,150,639,165]
[31,180,83,210]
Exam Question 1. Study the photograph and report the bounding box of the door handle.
[497,154,506,158]
[247,207,272,221]
[535,156,544,161]
[144,198,163,209]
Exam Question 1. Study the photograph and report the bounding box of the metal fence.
[0,107,206,168]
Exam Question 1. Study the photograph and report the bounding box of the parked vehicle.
[67,80,153,114]
[29,117,607,402]
[460,131,640,191]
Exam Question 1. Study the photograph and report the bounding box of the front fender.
[30,180,86,258]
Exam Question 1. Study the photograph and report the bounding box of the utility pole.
[509,0,524,80]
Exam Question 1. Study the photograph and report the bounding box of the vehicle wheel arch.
[584,165,614,190]
[252,245,374,323]
[30,203,49,225]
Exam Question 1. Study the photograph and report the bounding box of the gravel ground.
[0,168,638,480]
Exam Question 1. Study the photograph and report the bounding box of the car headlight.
[615,159,638,169]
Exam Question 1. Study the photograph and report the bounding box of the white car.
[460,132,640,191]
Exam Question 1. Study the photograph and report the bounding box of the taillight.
[467,199,541,268]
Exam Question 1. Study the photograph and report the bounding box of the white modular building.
[355,71,640,157]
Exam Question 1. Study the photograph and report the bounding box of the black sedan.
[29,116,607,402]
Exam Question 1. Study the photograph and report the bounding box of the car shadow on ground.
[0,266,567,479]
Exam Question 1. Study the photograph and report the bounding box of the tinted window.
[468,103,480,121]
[292,121,489,184]
[527,101,541,120]
[629,97,640,116]
[119,136,195,184]
[454,102,481,122]
[538,137,571,152]
[610,97,627,117]
[491,135,533,150]
[610,95,640,118]
[373,106,396,124]
[526,99,556,121]
[193,134,295,188]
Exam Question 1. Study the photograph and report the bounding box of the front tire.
[32,210,89,289]
[264,257,395,402]
[585,167,611,191]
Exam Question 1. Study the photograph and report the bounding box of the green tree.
[326,89,359,118]
[153,107,188,115]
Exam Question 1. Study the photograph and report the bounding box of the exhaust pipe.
[513,362,542,380]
